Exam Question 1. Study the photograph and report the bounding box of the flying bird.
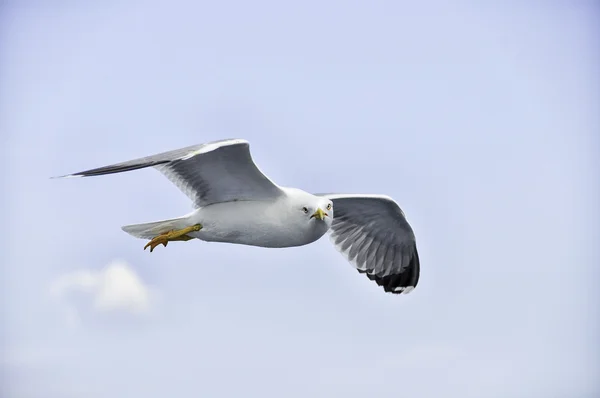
[55,139,420,294]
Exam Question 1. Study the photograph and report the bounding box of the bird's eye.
[302,207,309,214]
[326,203,332,210]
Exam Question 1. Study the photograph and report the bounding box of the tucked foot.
[143,224,202,252]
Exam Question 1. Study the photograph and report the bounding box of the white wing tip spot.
[394,286,415,294]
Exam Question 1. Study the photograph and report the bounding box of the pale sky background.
[1,1,599,397]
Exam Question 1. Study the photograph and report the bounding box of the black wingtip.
[50,174,83,179]
[360,244,421,295]
[50,160,168,180]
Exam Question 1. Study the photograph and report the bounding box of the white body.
[123,187,334,249]
[188,198,330,248]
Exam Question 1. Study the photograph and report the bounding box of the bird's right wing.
[54,138,284,207]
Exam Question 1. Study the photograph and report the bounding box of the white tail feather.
[121,216,192,239]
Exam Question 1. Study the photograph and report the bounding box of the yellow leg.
[144,224,202,252]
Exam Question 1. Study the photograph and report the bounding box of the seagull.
[55,138,420,294]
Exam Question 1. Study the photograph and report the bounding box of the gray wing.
[316,194,420,294]
[55,138,284,207]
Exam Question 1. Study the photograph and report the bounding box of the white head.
[285,189,334,233]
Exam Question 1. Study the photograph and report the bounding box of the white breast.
[188,198,329,248]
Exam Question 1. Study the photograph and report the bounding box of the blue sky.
[1,1,598,397]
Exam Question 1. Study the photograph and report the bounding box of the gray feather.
[316,193,420,294]
[54,138,283,207]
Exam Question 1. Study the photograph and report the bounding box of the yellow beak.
[310,207,328,221]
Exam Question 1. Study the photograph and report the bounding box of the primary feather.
[316,194,420,294]
[55,138,283,207]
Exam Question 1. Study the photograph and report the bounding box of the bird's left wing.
[315,194,420,294]
[54,138,284,207]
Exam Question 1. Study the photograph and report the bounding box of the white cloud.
[50,260,158,324]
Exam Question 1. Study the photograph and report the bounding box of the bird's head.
[284,189,334,233]
[300,197,333,228]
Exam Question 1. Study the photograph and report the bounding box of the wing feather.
[55,138,283,207]
[316,193,420,294]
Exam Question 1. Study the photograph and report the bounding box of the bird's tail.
[121,215,192,239]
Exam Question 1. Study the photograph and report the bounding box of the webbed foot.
[144,224,202,252]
